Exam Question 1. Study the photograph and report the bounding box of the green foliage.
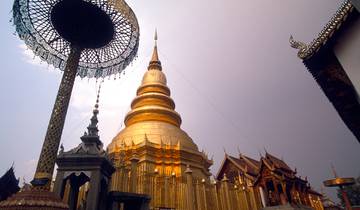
[337,176,360,206]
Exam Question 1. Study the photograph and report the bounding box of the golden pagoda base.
[0,188,68,210]
[262,204,313,210]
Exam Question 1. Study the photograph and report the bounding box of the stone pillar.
[86,170,101,210]
[68,181,80,210]
[130,156,139,193]
[185,165,195,210]
[259,186,267,207]
[53,170,65,198]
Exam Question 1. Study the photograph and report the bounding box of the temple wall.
[109,163,262,210]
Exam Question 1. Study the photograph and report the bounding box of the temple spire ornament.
[86,83,102,137]
[149,30,161,70]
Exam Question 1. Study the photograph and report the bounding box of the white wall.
[334,16,360,95]
[350,0,360,12]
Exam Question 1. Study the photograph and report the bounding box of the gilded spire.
[123,33,182,127]
[148,29,162,71]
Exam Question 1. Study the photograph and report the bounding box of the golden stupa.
[107,34,213,209]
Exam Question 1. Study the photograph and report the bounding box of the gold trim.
[323,177,355,187]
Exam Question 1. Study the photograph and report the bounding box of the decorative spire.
[123,33,182,127]
[86,83,102,137]
[148,29,162,71]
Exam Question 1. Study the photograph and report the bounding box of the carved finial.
[223,147,227,155]
[237,146,242,157]
[289,35,308,59]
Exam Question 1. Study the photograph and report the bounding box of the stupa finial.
[155,28,158,46]
[149,29,162,70]
[87,82,102,137]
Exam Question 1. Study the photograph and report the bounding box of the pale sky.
[0,0,359,202]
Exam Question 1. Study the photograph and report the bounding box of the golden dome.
[141,69,167,85]
[107,35,200,154]
[107,121,199,153]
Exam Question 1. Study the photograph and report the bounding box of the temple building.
[290,0,360,143]
[216,153,324,210]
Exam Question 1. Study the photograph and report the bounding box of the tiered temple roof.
[0,167,20,202]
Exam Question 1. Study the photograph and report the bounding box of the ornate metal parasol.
[323,164,355,210]
[0,0,139,209]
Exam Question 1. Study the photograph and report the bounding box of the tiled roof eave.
[290,0,355,60]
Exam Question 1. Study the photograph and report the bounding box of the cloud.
[67,58,147,146]
[18,43,56,72]
[13,158,37,185]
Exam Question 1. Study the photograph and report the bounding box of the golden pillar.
[186,166,195,210]
[130,156,139,193]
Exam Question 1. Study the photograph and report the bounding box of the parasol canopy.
[12,0,140,78]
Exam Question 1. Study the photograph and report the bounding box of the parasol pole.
[32,45,83,190]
